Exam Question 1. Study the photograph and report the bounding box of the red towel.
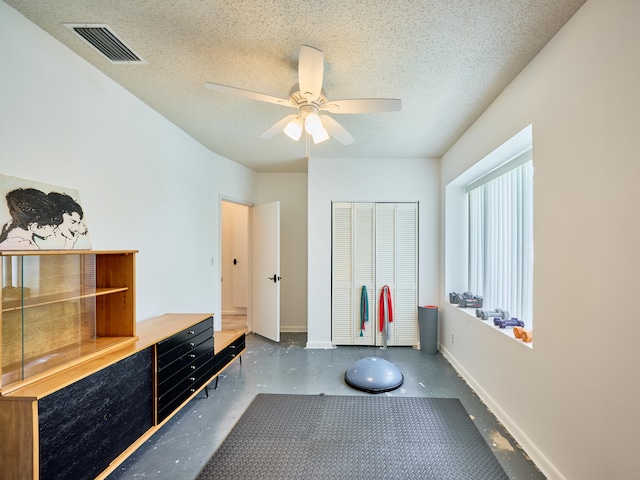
[379,285,393,332]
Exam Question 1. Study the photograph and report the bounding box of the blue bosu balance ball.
[344,357,404,393]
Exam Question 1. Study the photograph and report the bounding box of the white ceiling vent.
[63,24,146,64]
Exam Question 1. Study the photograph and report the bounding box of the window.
[466,151,533,326]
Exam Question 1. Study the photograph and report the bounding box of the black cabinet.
[215,333,245,374]
[0,312,226,480]
[38,348,153,480]
[156,316,215,423]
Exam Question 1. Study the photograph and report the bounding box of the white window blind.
[467,155,533,325]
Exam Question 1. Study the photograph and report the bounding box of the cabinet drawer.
[157,360,215,422]
[158,337,214,386]
[215,334,245,374]
[158,327,212,368]
[157,316,213,358]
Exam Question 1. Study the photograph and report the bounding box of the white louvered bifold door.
[375,203,396,346]
[331,203,375,345]
[331,203,354,344]
[352,203,375,345]
[332,202,417,347]
[394,203,418,345]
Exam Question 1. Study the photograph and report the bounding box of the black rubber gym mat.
[197,394,509,480]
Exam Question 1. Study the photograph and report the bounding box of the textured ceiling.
[5,0,586,172]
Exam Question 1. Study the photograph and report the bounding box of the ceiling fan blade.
[322,98,402,114]
[259,114,299,139]
[298,45,324,102]
[205,82,294,108]
[320,115,355,145]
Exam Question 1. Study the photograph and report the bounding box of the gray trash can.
[418,306,438,354]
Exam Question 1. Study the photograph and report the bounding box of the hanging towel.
[379,285,393,344]
[360,285,369,336]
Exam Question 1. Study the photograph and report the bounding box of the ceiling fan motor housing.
[289,86,328,108]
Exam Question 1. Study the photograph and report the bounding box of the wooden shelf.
[1,287,129,313]
[0,336,137,397]
[0,249,136,257]
[135,313,214,348]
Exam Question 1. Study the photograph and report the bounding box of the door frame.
[219,196,254,333]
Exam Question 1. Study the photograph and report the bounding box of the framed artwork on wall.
[0,174,91,250]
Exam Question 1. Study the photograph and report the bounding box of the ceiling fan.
[205,45,402,145]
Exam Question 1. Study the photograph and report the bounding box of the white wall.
[307,157,440,348]
[440,1,640,479]
[254,173,308,332]
[0,2,257,327]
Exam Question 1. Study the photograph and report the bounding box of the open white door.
[252,201,281,342]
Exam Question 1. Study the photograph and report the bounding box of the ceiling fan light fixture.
[304,111,324,136]
[284,116,303,141]
[312,128,330,144]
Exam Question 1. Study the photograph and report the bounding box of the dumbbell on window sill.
[459,296,483,308]
[453,292,483,308]
[513,326,533,343]
[493,317,525,328]
[449,292,482,308]
[476,308,509,320]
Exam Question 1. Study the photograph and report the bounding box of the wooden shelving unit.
[0,250,137,394]
[0,251,245,480]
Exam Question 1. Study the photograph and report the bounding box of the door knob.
[267,274,282,283]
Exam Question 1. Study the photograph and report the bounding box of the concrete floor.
[108,332,545,480]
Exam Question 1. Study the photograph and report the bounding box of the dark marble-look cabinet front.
[38,347,153,480]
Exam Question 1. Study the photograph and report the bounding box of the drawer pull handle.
[189,342,195,347]
[190,365,196,369]
[189,377,196,381]
[188,330,195,335]
[190,388,196,393]
[231,354,236,358]
[230,345,236,349]
[189,354,196,358]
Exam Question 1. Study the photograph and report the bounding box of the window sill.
[456,306,533,348]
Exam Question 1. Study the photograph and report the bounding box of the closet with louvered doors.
[331,202,418,347]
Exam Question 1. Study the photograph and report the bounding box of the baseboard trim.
[281,326,307,333]
[305,340,336,349]
[440,345,565,480]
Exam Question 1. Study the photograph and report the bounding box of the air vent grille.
[64,24,146,64]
